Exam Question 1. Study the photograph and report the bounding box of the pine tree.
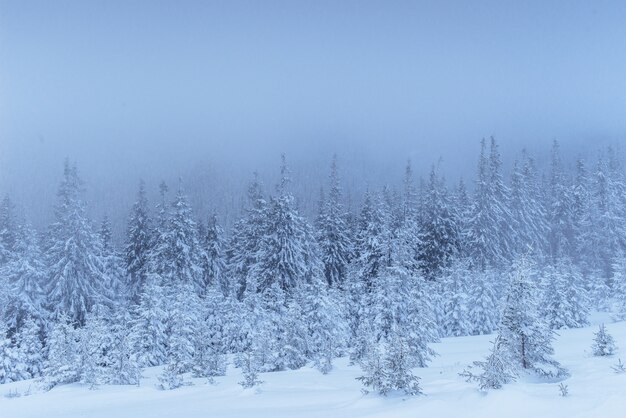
[591,324,617,357]
[15,317,44,379]
[250,155,320,294]
[164,183,205,294]
[317,155,352,288]
[100,216,127,303]
[302,280,347,374]
[418,166,459,279]
[467,269,500,335]
[509,152,548,257]
[0,320,28,383]
[200,212,227,296]
[226,172,268,299]
[107,307,141,385]
[0,195,18,266]
[499,257,567,378]
[43,315,80,390]
[441,258,472,337]
[45,161,110,326]
[548,140,575,262]
[357,329,423,396]
[542,259,589,329]
[157,363,186,390]
[131,274,168,367]
[1,221,46,332]
[466,138,514,271]
[77,306,112,388]
[165,280,200,374]
[124,180,153,304]
[460,335,516,391]
[192,286,227,380]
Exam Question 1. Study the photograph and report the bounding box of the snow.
[2,313,625,418]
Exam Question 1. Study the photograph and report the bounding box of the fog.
[1,0,625,238]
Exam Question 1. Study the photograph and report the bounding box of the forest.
[1,138,625,395]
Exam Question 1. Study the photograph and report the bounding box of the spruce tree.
[317,155,352,288]
[591,324,617,357]
[499,257,567,378]
[418,166,459,279]
[45,161,110,326]
[200,212,227,296]
[124,180,153,304]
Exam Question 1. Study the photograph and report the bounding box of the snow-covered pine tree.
[465,138,514,271]
[467,268,501,335]
[301,280,347,374]
[225,172,268,300]
[45,161,110,326]
[547,140,576,263]
[499,257,567,378]
[460,335,516,391]
[125,180,153,304]
[131,274,168,367]
[100,216,127,304]
[0,195,18,266]
[382,330,423,396]
[542,258,589,329]
[77,306,112,388]
[164,183,205,294]
[249,155,320,295]
[164,280,200,374]
[1,221,46,332]
[612,254,626,320]
[509,152,548,257]
[43,314,80,390]
[107,306,141,385]
[15,316,44,379]
[357,328,423,396]
[441,258,472,337]
[200,212,227,296]
[317,155,352,288]
[282,298,308,371]
[418,166,459,279]
[0,319,28,383]
[371,265,437,368]
[192,286,227,380]
[591,324,617,357]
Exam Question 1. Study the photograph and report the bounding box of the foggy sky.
[1,0,625,235]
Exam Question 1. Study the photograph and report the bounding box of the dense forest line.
[1,138,625,394]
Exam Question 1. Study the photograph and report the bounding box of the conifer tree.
[441,258,472,337]
[591,324,617,357]
[499,257,567,378]
[226,172,268,299]
[200,212,227,295]
[250,155,320,294]
[45,161,110,326]
[460,335,516,391]
[131,274,168,367]
[124,180,152,304]
[0,320,28,383]
[542,259,589,329]
[418,166,459,279]
[317,155,352,288]
[1,221,46,331]
[15,317,44,379]
[43,314,80,390]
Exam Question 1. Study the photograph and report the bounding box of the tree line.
[1,138,626,394]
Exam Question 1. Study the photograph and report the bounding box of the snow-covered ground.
[2,313,625,418]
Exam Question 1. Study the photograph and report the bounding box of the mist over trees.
[1,138,626,394]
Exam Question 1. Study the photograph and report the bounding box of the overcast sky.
[1,0,625,230]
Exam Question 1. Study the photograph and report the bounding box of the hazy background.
[1,0,625,239]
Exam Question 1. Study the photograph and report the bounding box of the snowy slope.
[2,314,625,418]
